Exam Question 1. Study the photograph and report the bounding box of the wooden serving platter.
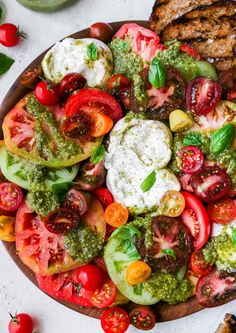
[0,20,204,322]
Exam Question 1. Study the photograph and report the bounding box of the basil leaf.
[90,145,106,165]
[114,260,129,273]
[210,124,235,154]
[87,43,98,61]
[183,133,202,147]
[133,284,143,295]
[141,170,156,193]
[162,248,176,259]
[232,228,236,247]
[148,57,166,89]
[0,53,14,75]
[51,182,72,203]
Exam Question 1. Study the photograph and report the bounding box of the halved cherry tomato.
[106,74,130,92]
[61,113,92,139]
[0,216,15,242]
[65,88,122,122]
[20,65,42,88]
[181,191,210,250]
[159,190,185,217]
[64,189,91,216]
[105,203,129,228]
[190,166,231,203]
[186,77,222,116]
[129,305,156,331]
[94,188,114,208]
[59,73,86,99]
[91,280,116,308]
[101,307,130,333]
[180,44,201,60]
[89,112,113,137]
[8,313,34,333]
[0,182,23,212]
[177,146,204,174]
[89,22,113,43]
[207,198,236,224]
[43,208,80,234]
[76,161,106,191]
[190,249,213,276]
[35,80,60,106]
[126,261,151,286]
[75,264,104,291]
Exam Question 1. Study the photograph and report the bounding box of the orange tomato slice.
[105,202,129,228]
[89,112,113,137]
[158,190,185,217]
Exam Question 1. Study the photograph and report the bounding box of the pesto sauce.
[130,216,153,248]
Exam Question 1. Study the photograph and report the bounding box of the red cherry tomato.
[186,77,222,115]
[94,188,114,208]
[91,280,116,308]
[89,22,114,43]
[190,249,213,276]
[101,307,130,333]
[0,182,23,212]
[20,66,42,88]
[43,208,80,234]
[35,80,60,106]
[207,198,236,224]
[177,146,204,174]
[129,305,156,331]
[8,313,34,333]
[59,73,86,99]
[106,74,130,92]
[181,191,210,250]
[180,44,201,60]
[75,264,104,291]
[190,166,231,203]
[64,189,91,216]
[0,23,26,47]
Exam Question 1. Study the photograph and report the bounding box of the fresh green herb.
[141,170,156,192]
[148,57,166,89]
[90,145,106,164]
[210,124,235,154]
[133,284,143,295]
[162,248,176,259]
[0,53,15,75]
[232,228,236,247]
[183,133,202,147]
[87,43,98,61]
[51,182,72,203]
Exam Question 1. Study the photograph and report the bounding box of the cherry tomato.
[91,280,116,308]
[43,208,80,234]
[35,80,60,106]
[105,202,129,228]
[180,44,201,60]
[75,264,104,291]
[129,305,156,331]
[8,313,34,333]
[0,182,23,212]
[93,257,108,273]
[94,188,114,208]
[181,191,210,250]
[0,216,15,242]
[20,66,42,88]
[190,166,231,203]
[159,190,185,217]
[186,77,222,116]
[0,23,26,47]
[89,112,114,137]
[207,198,236,224]
[89,22,113,43]
[177,146,204,174]
[59,73,86,99]
[190,249,213,276]
[101,307,130,333]
[61,113,92,139]
[64,189,91,216]
[106,74,130,92]
[76,161,106,191]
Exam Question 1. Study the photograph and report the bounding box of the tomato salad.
[1,22,236,332]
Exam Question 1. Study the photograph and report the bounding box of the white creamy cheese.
[41,38,113,87]
[105,117,180,214]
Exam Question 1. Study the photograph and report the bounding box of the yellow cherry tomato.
[158,190,185,217]
[126,261,151,286]
[0,216,16,242]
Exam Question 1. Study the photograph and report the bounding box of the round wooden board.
[0,20,204,322]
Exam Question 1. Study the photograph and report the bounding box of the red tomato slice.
[43,208,80,234]
[94,188,114,208]
[113,23,160,63]
[0,182,23,212]
[190,249,213,277]
[36,268,93,307]
[186,77,222,116]
[101,307,130,333]
[180,44,201,60]
[177,146,204,174]
[91,280,116,308]
[207,198,236,224]
[59,73,86,99]
[181,191,210,250]
[64,88,122,122]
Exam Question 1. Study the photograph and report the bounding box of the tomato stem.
[16,26,27,39]
[9,312,19,324]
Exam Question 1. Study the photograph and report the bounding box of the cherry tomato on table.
[43,208,80,234]
[0,23,26,47]
[207,198,236,224]
[91,280,116,308]
[190,249,213,276]
[94,188,114,208]
[0,182,23,212]
[35,80,60,106]
[101,307,130,333]
[105,202,129,228]
[8,313,34,333]
[89,22,114,43]
[129,305,156,331]
[75,264,104,291]
[59,73,86,99]
[177,146,204,174]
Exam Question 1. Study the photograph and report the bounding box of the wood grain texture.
[0,20,204,322]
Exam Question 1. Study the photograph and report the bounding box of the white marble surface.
[0,1,235,332]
